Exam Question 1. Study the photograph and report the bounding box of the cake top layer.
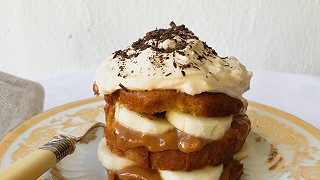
[95,22,252,97]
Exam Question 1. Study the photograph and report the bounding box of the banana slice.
[115,103,174,134]
[233,142,249,161]
[98,138,135,170]
[160,165,223,180]
[166,111,232,140]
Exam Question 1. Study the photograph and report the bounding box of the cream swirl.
[95,23,252,98]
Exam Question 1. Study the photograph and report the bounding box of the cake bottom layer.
[98,138,243,180]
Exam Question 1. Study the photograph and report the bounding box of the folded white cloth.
[0,71,45,138]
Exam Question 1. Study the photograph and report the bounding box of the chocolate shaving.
[119,83,129,92]
[130,22,200,54]
[181,71,186,76]
[176,50,185,56]
[169,21,176,27]
[111,22,219,77]
[197,55,205,60]
[173,61,177,68]
[165,73,172,76]
[180,63,192,69]
[93,82,100,96]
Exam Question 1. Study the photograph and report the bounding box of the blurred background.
[1,1,320,177]
[0,0,319,81]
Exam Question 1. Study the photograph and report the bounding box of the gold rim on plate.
[1,97,320,179]
[1,97,319,160]
[0,97,104,159]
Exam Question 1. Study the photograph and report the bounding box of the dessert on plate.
[94,22,252,180]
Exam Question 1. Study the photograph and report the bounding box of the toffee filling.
[113,122,209,153]
[108,165,162,180]
[110,115,250,153]
[106,160,243,180]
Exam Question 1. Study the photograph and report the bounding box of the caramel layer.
[112,115,250,153]
[106,160,243,180]
[114,122,208,153]
[108,165,162,180]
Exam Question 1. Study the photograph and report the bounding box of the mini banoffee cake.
[94,22,252,180]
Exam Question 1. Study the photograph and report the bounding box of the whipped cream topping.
[95,22,252,98]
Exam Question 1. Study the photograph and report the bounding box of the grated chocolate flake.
[110,22,219,76]
[169,21,176,27]
[93,82,100,96]
[176,51,185,56]
[119,83,129,92]
[180,63,191,69]
[130,22,199,54]
[173,61,177,68]
[197,55,205,61]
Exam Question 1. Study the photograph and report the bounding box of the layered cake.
[94,22,252,180]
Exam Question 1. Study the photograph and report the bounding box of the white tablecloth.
[37,69,320,130]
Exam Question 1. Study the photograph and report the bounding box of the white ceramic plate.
[0,97,319,180]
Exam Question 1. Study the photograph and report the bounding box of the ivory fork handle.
[0,149,56,180]
[0,134,76,180]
